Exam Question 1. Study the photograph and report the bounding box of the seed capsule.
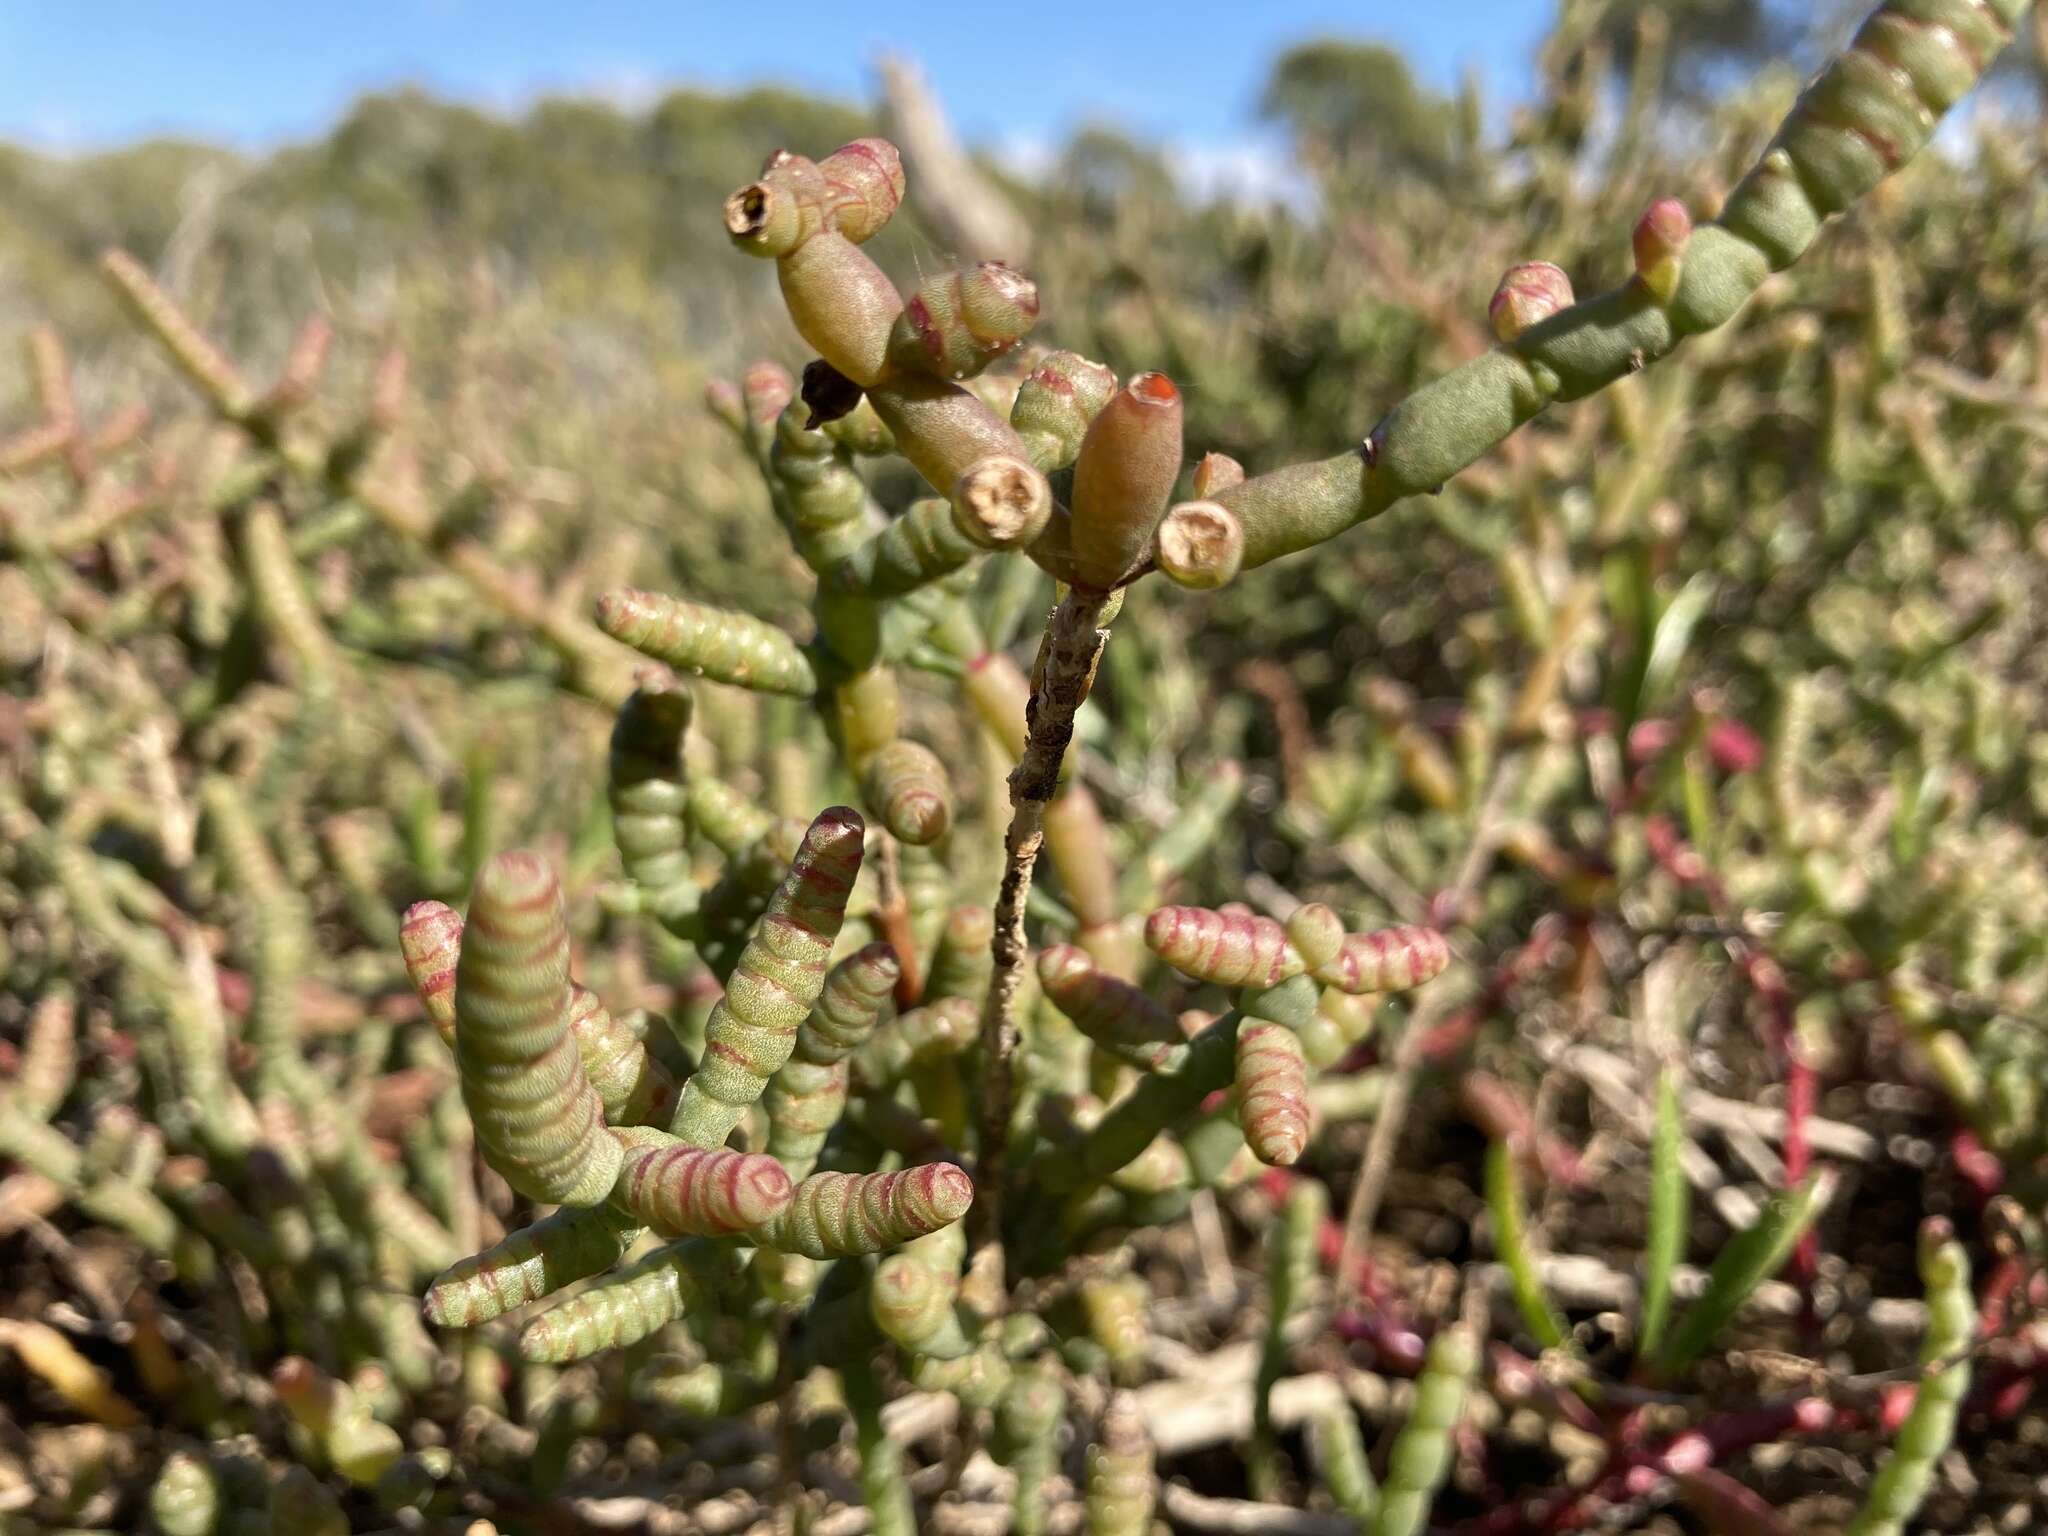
[953,452,1053,549]
[723,139,907,258]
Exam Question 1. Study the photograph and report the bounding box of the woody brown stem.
[972,590,1111,1265]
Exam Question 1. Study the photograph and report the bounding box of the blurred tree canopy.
[1259,41,1472,185]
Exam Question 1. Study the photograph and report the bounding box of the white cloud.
[991,128,1058,181]
[1172,136,1312,210]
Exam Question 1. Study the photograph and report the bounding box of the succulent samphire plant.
[416,0,2038,1527]
[3,0,2045,1531]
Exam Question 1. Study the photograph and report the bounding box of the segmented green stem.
[1371,1324,1477,1536]
[796,941,900,1063]
[1086,1391,1156,1536]
[609,1130,795,1237]
[833,495,984,599]
[668,807,865,1149]
[1036,1011,1240,1196]
[1845,1221,1974,1536]
[202,775,312,1091]
[101,250,255,418]
[763,1057,851,1182]
[855,996,977,1092]
[845,1361,917,1536]
[1011,350,1118,472]
[400,900,463,1045]
[596,588,818,697]
[518,1238,725,1362]
[871,1240,976,1360]
[750,1163,974,1259]
[231,499,340,697]
[1315,926,1452,995]
[1253,1176,1327,1499]
[1038,944,1188,1073]
[1215,0,2034,571]
[608,679,697,921]
[995,1361,1064,1536]
[689,775,776,857]
[860,738,953,845]
[1146,905,1302,988]
[422,1206,640,1327]
[925,905,994,1004]
[16,987,76,1122]
[1236,978,1319,1167]
[566,984,678,1128]
[453,852,621,1206]
[1311,1407,1379,1526]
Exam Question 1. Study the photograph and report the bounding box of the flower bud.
[815,138,907,244]
[1011,351,1117,471]
[704,378,745,432]
[1191,451,1245,498]
[1632,198,1692,303]
[742,360,795,425]
[1069,370,1184,590]
[1154,500,1243,591]
[1488,261,1576,343]
[861,739,953,845]
[723,139,906,259]
[399,900,464,1044]
[889,262,1041,379]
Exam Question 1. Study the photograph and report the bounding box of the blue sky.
[0,2,1554,172]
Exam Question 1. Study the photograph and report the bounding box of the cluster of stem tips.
[1,0,2042,1529]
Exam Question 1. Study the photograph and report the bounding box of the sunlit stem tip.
[1488,261,1576,343]
[1632,198,1693,303]
[1070,369,1184,590]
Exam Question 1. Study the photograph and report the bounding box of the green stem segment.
[1215,0,2033,572]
